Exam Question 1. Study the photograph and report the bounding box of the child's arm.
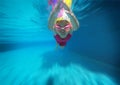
[65,10,79,31]
[48,1,61,30]
[60,1,79,31]
[61,1,71,11]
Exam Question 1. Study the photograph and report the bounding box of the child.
[48,0,79,47]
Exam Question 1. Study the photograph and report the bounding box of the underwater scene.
[0,0,120,85]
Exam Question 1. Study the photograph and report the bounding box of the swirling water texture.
[0,0,117,85]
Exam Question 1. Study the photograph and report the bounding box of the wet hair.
[56,20,70,27]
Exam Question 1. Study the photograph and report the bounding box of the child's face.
[54,20,72,38]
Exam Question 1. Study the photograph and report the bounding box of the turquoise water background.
[0,0,120,85]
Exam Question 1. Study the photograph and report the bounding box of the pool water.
[0,0,120,85]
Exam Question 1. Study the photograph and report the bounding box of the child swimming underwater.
[48,0,79,47]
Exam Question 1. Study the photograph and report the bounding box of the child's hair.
[56,20,70,27]
[55,16,71,27]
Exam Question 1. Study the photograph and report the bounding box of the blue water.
[0,0,120,85]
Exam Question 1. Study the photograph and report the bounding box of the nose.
[61,29,65,32]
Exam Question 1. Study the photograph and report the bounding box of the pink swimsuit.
[54,34,71,46]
